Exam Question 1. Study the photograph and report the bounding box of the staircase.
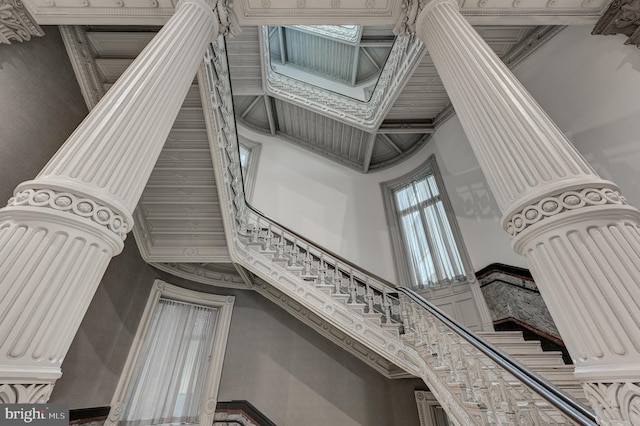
[62,26,595,424]
[201,38,595,425]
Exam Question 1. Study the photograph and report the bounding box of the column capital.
[212,0,240,37]
[0,0,44,44]
[393,0,458,36]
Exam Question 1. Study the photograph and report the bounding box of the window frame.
[238,136,262,202]
[380,155,474,290]
[106,280,235,426]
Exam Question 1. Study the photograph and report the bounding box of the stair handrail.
[398,286,597,425]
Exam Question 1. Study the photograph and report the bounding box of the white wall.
[250,25,640,281]
[513,26,640,207]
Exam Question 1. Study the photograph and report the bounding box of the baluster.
[290,238,299,266]
[275,233,285,259]
[302,249,312,276]
[383,292,392,324]
[251,216,260,243]
[318,254,328,286]
[348,269,357,304]
[364,278,374,314]
[334,266,344,294]
[263,223,273,251]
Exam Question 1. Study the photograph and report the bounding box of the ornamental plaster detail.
[212,0,240,36]
[393,0,427,35]
[7,188,130,240]
[592,0,640,47]
[290,23,361,42]
[0,383,53,403]
[583,381,640,426]
[261,26,425,131]
[151,262,251,289]
[504,186,626,237]
[0,0,43,44]
[59,25,106,110]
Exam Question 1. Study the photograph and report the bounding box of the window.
[238,136,262,202]
[107,281,235,426]
[381,156,471,290]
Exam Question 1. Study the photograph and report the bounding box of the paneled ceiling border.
[261,26,426,131]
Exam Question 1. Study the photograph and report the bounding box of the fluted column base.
[0,202,120,401]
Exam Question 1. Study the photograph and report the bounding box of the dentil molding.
[0,0,43,44]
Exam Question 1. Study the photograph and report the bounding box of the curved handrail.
[398,287,597,425]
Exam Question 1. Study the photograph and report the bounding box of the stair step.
[331,293,350,305]
[315,283,334,295]
[381,323,401,339]
[363,311,382,325]
[272,258,289,268]
[477,331,526,344]
[347,302,366,315]
[486,340,545,355]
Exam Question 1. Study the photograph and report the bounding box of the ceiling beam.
[350,44,361,86]
[240,96,263,119]
[278,26,287,65]
[360,47,381,73]
[380,134,403,154]
[264,95,277,136]
[359,39,394,48]
[378,121,435,134]
[363,132,377,173]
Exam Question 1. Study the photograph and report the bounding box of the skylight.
[265,25,394,102]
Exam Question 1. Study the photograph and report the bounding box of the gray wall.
[0,26,88,204]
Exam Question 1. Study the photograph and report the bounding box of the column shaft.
[0,0,219,402]
[414,0,640,423]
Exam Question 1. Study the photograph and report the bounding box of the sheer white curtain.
[394,174,466,289]
[120,298,218,426]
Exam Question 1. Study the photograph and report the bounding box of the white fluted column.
[0,0,220,403]
[411,0,640,423]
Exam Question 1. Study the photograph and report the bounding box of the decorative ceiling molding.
[290,24,362,43]
[261,26,426,131]
[235,0,403,26]
[59,26,105,110]
[592,0,640,47]
[21,0,609,26]
[0,0,43,44]
[151,262,252,289]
